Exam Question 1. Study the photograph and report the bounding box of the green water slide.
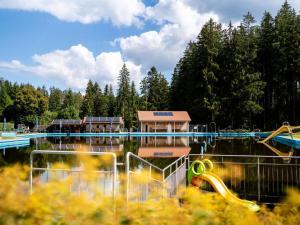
[187,159,259,212]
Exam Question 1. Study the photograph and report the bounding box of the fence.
[126,152,186,201]
[30,150,117,197]
[188,154,300,203]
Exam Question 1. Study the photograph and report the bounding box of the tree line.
[0,1,299,131]
[0,64,169,129]
[170,1,300,130]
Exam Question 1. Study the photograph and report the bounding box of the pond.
[0,135,299,204]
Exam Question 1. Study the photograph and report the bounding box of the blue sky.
[0,0,299,91]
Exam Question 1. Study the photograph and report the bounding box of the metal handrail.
[126,152,187,200]
[162,155,186,173]
[31,168,114,173]
[189,153,300,159]
[126,152,163,172]
[162,155,186,180]
[30,150,117,197]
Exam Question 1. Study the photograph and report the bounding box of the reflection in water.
[30,151,117,196]
[138,136,191,158]
[0,136,299,204]
[261,142,294,163]
[37,137,124,153]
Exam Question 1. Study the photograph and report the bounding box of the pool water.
[0,136,299,204]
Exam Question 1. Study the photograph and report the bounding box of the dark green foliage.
[170,2,299,130]
[0,1,299,130]
[0,81,13,116]
[13,85,48,127]
[58,89,82,119]
[140,66,169,111]
[48,87,63,112]
[80,80,95,117]
[128,81,139,129]
[116,64,132,128]
[107,84,116,117]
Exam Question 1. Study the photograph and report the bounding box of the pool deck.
[18,132,255,138]
[0,137,30,148]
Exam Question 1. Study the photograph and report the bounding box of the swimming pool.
[1,134,299,204]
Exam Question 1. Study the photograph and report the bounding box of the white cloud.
[3,0,296,90]
[185,0,300,24]
[0,0,145,26]
[116,0,219,71]
[0,44,142,91]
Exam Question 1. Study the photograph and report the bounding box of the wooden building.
[48,119,82,133]
[137,111,191,132]
[83,117,124,133]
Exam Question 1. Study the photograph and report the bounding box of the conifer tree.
[116,64,131,128]
[80,80,95,117]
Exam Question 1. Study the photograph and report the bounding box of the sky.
[0,0,299,92]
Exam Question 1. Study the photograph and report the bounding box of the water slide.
[188,160,260,212]
[191,172,260,212]
[258,125,300,144]
[258,125,292,143]
[261,142,293,161]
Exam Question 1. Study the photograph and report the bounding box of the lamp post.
[59,119,62,133]
[36,117,39,132]
[3,117,6,132]
[89,116,92,133]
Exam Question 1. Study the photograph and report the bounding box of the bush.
[0,153,300,224]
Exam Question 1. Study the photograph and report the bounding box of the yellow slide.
[258,125,292,143]
[192,172,260,211]
[261,142,293,161]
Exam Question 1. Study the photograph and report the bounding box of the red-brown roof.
[137,111,191,122]
[138,147,191,158]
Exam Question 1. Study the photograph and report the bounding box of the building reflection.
[138,136,191,158]
[49,137,123,153]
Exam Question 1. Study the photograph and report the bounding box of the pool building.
[138,111,191,132]
[48,119,83,133]
[83,117,124,133]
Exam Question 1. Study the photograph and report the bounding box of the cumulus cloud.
[185,0,300,24]
[115,0,300,72]
[0,44,142,91]
[2,0,297,90]
[117,0,219,71]
[0,0,145,26]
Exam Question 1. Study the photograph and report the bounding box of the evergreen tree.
[116,64,131,128]
[0,82,13,116]
[273,1,299,124]
[80,80,95,117]
[93,82,110,116]
[48,87,63,112]
[257,12,276,129]
[229,13,265,128]
[196,19,222,122]
[107,85,116,117]
[128,81,138,129]
[37,85,49,97]
[58,89,81,119]
[141,66,169,110]
[217,22,237,128]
